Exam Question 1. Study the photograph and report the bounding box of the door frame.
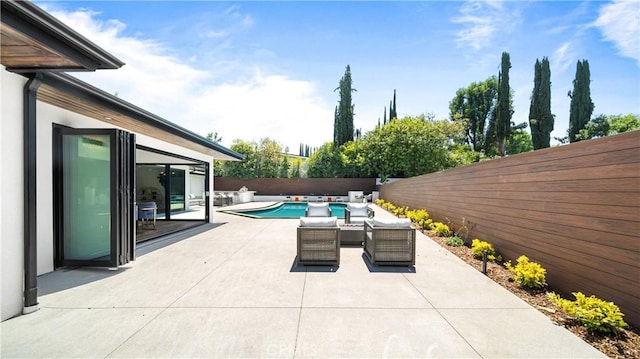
[52,125,135,268]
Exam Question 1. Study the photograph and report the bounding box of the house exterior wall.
[2,66,216,321]
[1,67,27,321]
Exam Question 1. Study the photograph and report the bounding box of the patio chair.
[345,203,374,224]
[304,202,332,217]
[364,218,415,265]
[297,216,341,265]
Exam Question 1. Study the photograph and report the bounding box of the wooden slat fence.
[380,130,640,326]
[214,177,377,196]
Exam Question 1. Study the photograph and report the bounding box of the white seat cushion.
[300,216,338,227]
[306,203,330,217]
[371,218,412,228]
[347,203,369,217]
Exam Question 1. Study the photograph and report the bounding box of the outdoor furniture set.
[296,203,415,267]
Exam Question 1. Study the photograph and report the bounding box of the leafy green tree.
[334,65,356,147]
[340,140,366,178]
[507,126,534,155]
[279,155,290,178]
[360,116,466,177]
[577,114,640,140]
[307,142,345,178]
[449,77,498,155]
[291,157,303,178]
[495,51,513,156]
[568,60,594,143]
[207,132,225,176]
[256,138,282,178]
[529,57,554,149]
[609,114,640,134]
[224,140,258,178]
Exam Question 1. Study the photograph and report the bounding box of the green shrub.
[375,198,385,206]
[548,292,628,334]
[471,239,496,261]
[446,236,465,247]
[432,222,452,237]
[406,209,432,230]
[505,255,547,289]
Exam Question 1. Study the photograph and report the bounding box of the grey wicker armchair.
[297,217,341,265]
[364,218,415,266]
[345,203,374,224]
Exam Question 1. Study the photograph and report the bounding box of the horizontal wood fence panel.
[380,130,640,326]
[420,202,639,253]
[391,189,639,207]
[417,194,639,222]
[460,148,637,179]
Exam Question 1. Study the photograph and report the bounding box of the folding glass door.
[53,127,135,268]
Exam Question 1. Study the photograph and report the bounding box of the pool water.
[224,202,346,219]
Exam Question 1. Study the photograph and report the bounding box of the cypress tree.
[383,106,387,125]
[495,52,512,156]
[529,57,554,149]
[568,60,594,143]
[389,100,393,121]
[391,89,397,120]
[334,65,355,147]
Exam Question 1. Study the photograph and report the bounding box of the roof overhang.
[36,72,244,161]
[1,0,124,72]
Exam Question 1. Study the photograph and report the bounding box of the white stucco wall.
[1,67,27,321]
[1,68,215,321]
[36,102,216,276]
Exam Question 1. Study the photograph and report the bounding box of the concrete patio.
[1,204,605,358]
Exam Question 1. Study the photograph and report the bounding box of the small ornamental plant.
[505,255,547,289]
[432,222,453,237]
[548,292,628,334]
[446,236,465,247]
[406,209,432,230]
[471,239,496,261]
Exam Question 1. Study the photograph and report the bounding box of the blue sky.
[38,1,639,153]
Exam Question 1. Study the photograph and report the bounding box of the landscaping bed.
[426,230,640,359]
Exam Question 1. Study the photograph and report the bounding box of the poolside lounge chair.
[297,216,340,265]
[345,203,374,224]
[305,202,332,217]
[364,218,415,266]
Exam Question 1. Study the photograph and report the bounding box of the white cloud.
[45,7,332,154]
[451,0,520,51]
[594,0,640,65]
[551,42,575,74]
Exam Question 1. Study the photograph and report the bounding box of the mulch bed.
[425,230,640,359]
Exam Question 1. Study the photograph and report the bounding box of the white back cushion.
[299,216,338,227]
[347,203,369,217]
[306,202,330,217]
[371,218,412,228]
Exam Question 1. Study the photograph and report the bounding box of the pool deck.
[0,203,605,358]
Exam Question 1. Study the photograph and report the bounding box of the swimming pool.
[222,202,347,219]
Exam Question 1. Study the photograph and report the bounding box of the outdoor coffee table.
[339,223,365,246]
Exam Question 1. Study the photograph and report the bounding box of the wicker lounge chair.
[345,203,374,224]
[364,218,415,265]
[304,202,332,217]
[297,216,340,265]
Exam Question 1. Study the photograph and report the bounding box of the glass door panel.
[61,133,115,264]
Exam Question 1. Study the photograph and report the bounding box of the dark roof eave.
[39,72,245,161]
[1,0,125,71]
